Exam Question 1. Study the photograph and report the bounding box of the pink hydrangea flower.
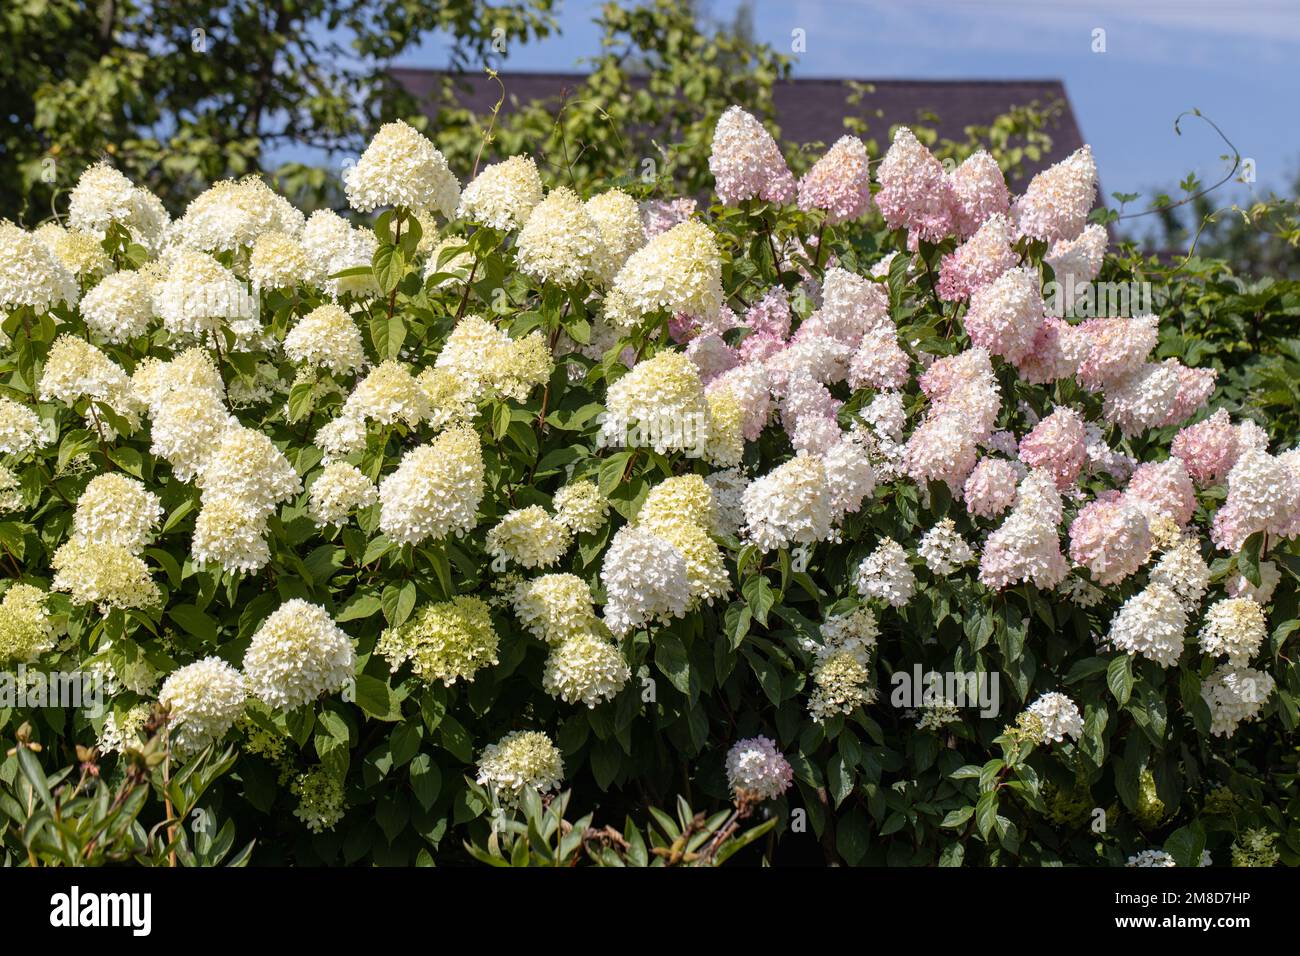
[708,362,771,441]
[1125,457,1196,527]
[1161,363,1217,428]
[743,286,793,340]
[905,352,1000,491]
[1211,445,1300,552]
[1102,361,1181,438]
[738,330,787,365]
[725,735,794,801]
[1075,315,1158,391]
[948,150,1011,238]
[685,332,739,385]
[804,267,891,343]
[979,471,1068,590]
[875,127,957,243]
[709,106,797,206]
[1045,223,1107,289]
[1171,409,1239,486]
[1068,493,1152,585]
[797,135,873,225]
[938,213,1018,301]
[905,413,982,492]
[640,197,696,237]
[848,326,911,391]
[1018,407,1087,490]
[1011,146,1098,243]
[1015,316,1088,385]
[963,266,1046,364]
[963,457,1021,519]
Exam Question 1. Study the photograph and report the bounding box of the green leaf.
[388,722,422,767]
[741,573,775,627]
[975,791,999,840]
[337,592,382,623]
[168,604,218,643]
[835,810,869,864]
[372,244,406,295]
[941,807,974,829]
[590,739,621,790]
[287,379,316,423]
[1063,657,1110,684]
[1238,531,1264,587]
[382,581,417,627]
[1107,654,1134,706]
[1164,822,1207,868]
[654,633,691,696]
[438,716,473,762]
[354,675,401,721]
[409,753,441,811]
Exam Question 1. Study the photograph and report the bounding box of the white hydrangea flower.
[1107,583,1187,667]
[314,411,368,463]
[345,361,431,427]
[158,657,247,755]
[515,186,609,287]
[600,525,690,638]
[51,540,159,610]
[242,599,355,711]
[553,480,610,535]
[72,473,162,554]
[0,397,49,456]
[476,730,564,803]
[345,120,460,217]
[854,538,916,607]
[302,209,379,298]
[541,630,630,708]
[80,271,154,343]
[38,334,141,428]
[917,518,974,575]
[147,386,234,482]
[249,230,318,290]
[704,467,748,537]
[172,177,304,253]
[1025,691,1083,743]
[512,573,599,645]
[378,426,484,546]
[284,304,366,375]
[456,155,543,231]
[1197,598,1267,666]
[1202,664,1274,737]
[196,424,302,520]
[152,248,254,340]
[0,222,80,313]
[585,188,646,281]
[1148,537,1211,612]
[308,462,378,527]
[604,220,723,328]
[68,163,169,253]
[741,454,833,551]
[191,498,271,573]
[486,506,570,569]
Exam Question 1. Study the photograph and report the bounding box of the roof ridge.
[390,67,1067,86]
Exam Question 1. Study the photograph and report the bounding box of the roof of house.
[390,70,1086,183]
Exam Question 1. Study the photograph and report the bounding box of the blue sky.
[396,0,1300,215]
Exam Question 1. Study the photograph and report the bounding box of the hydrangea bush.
[1,108,1298,867]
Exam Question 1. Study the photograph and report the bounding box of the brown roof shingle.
[391,70,1085,183]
